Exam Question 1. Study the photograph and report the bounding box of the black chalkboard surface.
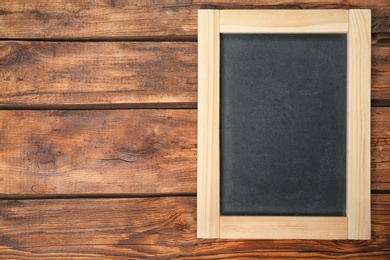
[220,34,347,216]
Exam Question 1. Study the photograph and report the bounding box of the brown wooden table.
[1,1,389,258]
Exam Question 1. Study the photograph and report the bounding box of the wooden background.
[0,0,389,258]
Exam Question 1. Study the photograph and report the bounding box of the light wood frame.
[198,10,371,240]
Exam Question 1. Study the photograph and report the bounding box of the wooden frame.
[198,10,371,240]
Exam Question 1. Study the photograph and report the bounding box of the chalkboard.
[220,34,347,216]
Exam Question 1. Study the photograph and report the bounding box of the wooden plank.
[1,195,390,258]
[220,216,347,239]
[372,44,390,101]
[2,249,389,260]
[1,108,390,197]
[0,0,389,39]
[0,110,197,196]
[197,9,220,239]
[0,42,388,106]
[347,9,371,240]
[220,10,348,33]
[372,108,390,191]
[0,41,197,108]
[0,0,199,40]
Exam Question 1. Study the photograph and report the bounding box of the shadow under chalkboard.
[220,34,347,216]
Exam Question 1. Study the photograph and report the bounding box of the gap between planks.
[0,102,198,110]
[0,193,197,201]
[0,36,198,42]
[371,100,390,107]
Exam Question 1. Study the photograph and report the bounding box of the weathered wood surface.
[1,1,389,258]
[0,0,389,39]
[0,195,389,258]
[0,41,388,107]
[0,108,389,196]
[0,41,197,108]
[372,108,390,191]
[372,43,390,101]
[0,110,197,196]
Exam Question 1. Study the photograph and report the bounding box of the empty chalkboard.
[220,34,347,216]
[198,9,371,240]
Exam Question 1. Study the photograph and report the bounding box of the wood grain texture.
[347,9,371,240]
[1,108,390,196]
[0,196,389,258]
[220,10,348,33]
[0,110,196,196]
[220,216,347,239]
[0,0,388,258]
[0,41,197,107]
[0,0,198,40]
[372,108,390,191]
[0,0,389,39]
[372,43,390,101]
[197,9,220,239]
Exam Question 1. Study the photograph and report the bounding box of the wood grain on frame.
[347,9,371,240]
[197,9,220,238]
[220,10,349,34]
[220,216,348,239]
